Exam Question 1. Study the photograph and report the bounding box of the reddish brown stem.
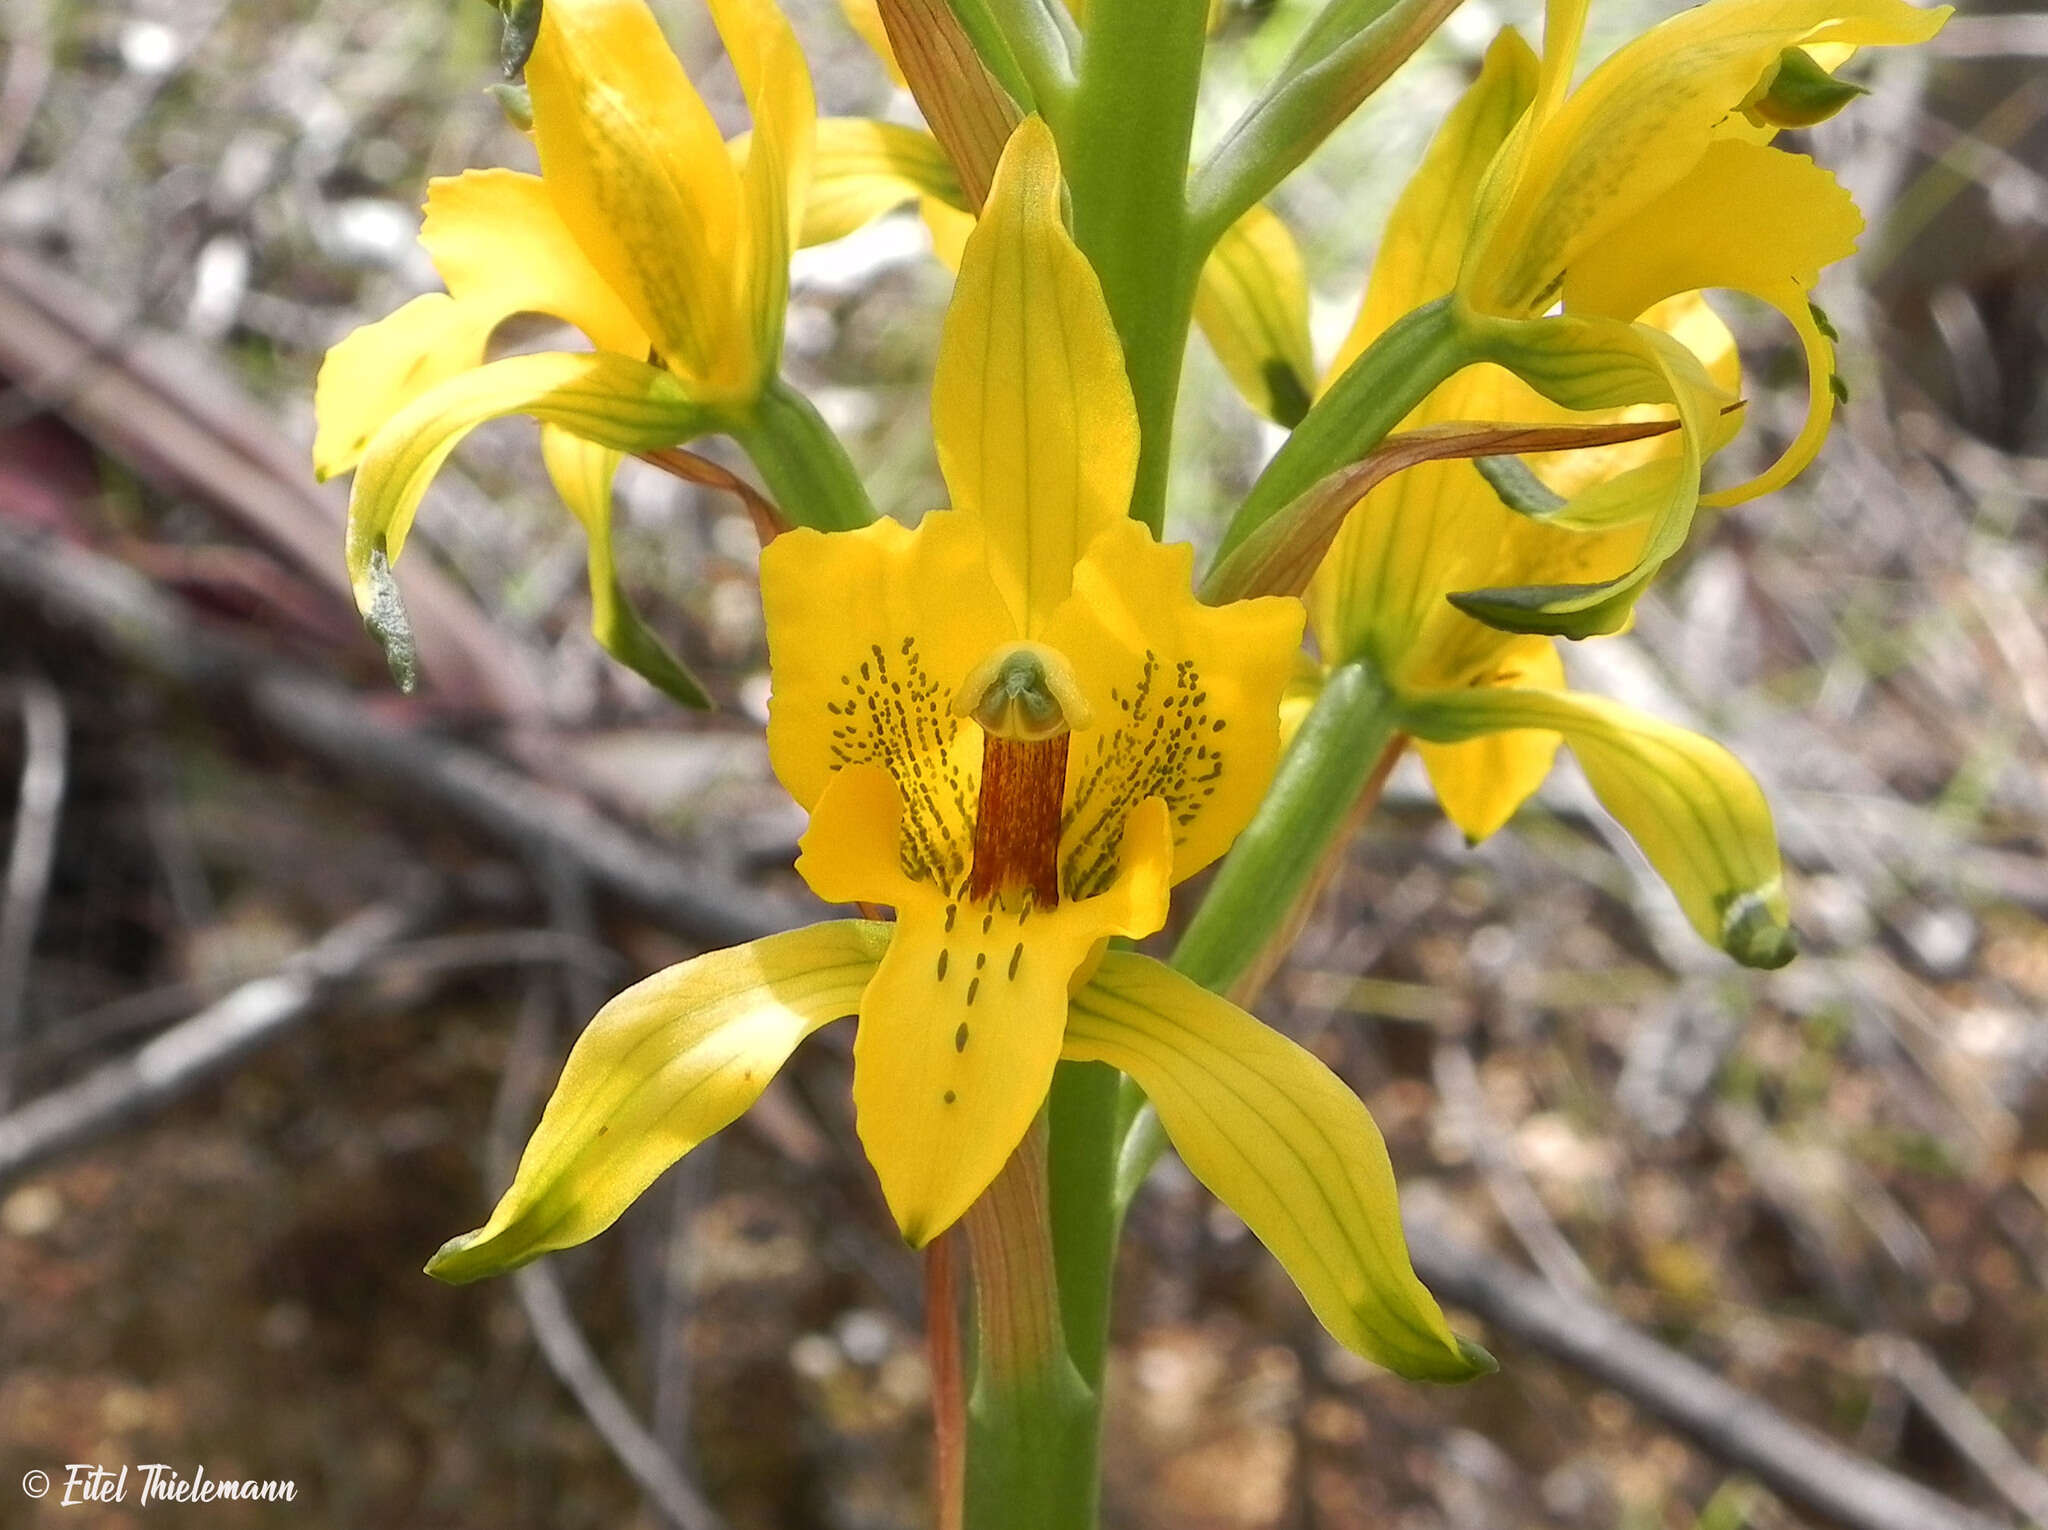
[925,1234,966,1530]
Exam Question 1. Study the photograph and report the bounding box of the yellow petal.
[708,0,817,378]
[1468,0,1948,314]
[793,118,965,246]
[1413,635,1565,840]
[425,921,886,1283]
[1193,202,1316,426]
[1063,952,1491,1381]
[345,350,710,618]
[421,168,646,356]
[923,195,975,271]
[1399,685,1795,966]
[1328,28,1537,383]
[1563,141,1860,506]
[313,293,498,481]
[539,425,710,707]
[527,0,747,392]
[841,782,1175,1245]
[930,116,1139,635]
[1044,518,1305,888]
[761,510,1013,818]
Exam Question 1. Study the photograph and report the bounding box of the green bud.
[1743,48,1868,130]
[487,81,533,132]
[360,541,421,695]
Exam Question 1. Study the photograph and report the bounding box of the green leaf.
[1397,686,1795,967]
[1063,952,1494,1381]
[428,922,887,1284]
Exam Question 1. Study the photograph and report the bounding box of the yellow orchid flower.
[1436,0,1947,636]
[425,118,1487,1384]
[312,0,821,699]
[1308,32,1793,967]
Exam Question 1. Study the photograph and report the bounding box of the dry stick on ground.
[0,674,66,1110]
[0,892,436,1191]
[1403,1212,2012,1530]
[0,521,808,950]
[1875,1337,2048,1529]
[1429,1041,1600,1300]
[3,526,2022,1530]
[487,870,731,1530]
[0,246,540,717]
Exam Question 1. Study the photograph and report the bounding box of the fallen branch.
[0,245,538,716]
[0,893,433,1190]
[1403,1210,2012,1530]
[0,674,66,1109]
[0,520,811,949]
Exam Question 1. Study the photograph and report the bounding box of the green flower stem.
[1216,295,1466,561]
[1173,660,1402,994]
[1060,0,1211,535]
[961,1119,1097,1530]
[1189,0,1467,247]
[725,377,875,531]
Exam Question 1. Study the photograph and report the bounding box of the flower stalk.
[961,1120,1097,1530]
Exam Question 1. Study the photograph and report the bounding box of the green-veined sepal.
[1063,952,1495,1382]
[1396,686,1795,967]
[343,350,715,669]
[539,426,712,708]
[427,922,888,1284]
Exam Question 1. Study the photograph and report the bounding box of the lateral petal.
[1414,635,1566,841]
[313,293,498,481]
[426,921,887,1283]
[708,0,818,377]
[421,168,646,356]
[526,0,746,391]
[1194,203,1316,427]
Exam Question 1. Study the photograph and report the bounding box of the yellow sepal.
[931,117,1138,636]
[425,922,887,1283]
[1064,952,1493,1381]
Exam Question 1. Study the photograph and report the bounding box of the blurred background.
[0,0,2044,1525]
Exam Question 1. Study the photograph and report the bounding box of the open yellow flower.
[312,0,817,701]
[424,118,1486,1384]
[1438,0,1947,636]
[1307,32,1794,967]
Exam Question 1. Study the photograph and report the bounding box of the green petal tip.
[1721,890,1797,970]
[360,542,422,694]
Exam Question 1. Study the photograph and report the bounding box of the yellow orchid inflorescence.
[425,118,1485,1386]
[310,0,1950,1516]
